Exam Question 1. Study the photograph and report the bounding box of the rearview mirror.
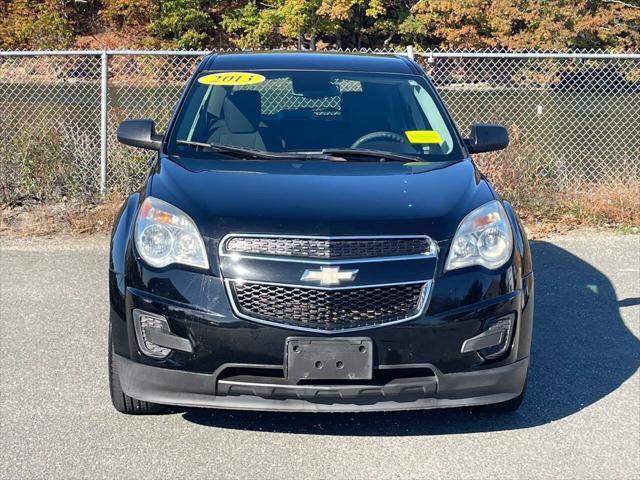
[465,123,509,154]
[117,119,163,151]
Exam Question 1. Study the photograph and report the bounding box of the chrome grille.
[229,282,426,330]
[224,236,433,259]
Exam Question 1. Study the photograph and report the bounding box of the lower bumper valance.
[115,354,529,412]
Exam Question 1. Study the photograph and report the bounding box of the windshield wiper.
[176,140,278,159]
[176,140,345,161]
[322,148,423,163]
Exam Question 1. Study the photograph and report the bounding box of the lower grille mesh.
[230,282,425,329]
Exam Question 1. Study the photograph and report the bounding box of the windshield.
[167,70,464,162]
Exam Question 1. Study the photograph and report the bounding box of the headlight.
[134,197,209,269]
[445,200,513,272]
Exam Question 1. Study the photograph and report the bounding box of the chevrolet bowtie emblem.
[300,266,359,286]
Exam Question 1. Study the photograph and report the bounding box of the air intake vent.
[228,281,427,331]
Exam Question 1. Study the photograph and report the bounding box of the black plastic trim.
[145,329,194,353]
[115,354,529,412]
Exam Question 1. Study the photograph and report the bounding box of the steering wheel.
[351,131,407,149]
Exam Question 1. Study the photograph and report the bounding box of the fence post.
[100,51,108,194]
[406,45,414,60]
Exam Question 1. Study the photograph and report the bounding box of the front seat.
[209,90,270,150]
[340,91,391,142]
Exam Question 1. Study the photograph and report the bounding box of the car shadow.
[181,240,640,435]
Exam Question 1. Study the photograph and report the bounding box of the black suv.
[109,52,533,414]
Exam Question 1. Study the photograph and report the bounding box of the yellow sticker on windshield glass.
[198,72,266,86]
[405,130,442,144]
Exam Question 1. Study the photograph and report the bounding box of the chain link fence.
[1,48,638,204]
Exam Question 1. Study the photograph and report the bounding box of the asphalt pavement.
[1,232,639,479]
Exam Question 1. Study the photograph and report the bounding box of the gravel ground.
[1,231,638,479]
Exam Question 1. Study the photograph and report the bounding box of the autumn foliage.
[1,0,638,51]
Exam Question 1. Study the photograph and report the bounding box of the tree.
[102,0,154,33]
[150,0,215,49]
[411,0,640,50]
[278,0,331,49]
[1,0,73,49]
[1,0,638,51]
[318,0,419,48]
[571,0,640,50]
[223,0,336,50]
[411,0,496,48]
[221,1,284,49]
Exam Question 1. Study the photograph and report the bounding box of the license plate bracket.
[285,337,373,381]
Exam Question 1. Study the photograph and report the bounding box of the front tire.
[108,323,164,415]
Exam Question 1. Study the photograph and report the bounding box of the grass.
[474,150,640,236]
[516,182,640,236]
[1,194,123,237]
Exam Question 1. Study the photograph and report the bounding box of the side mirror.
[117,119,163,151]
[465,123,509,154]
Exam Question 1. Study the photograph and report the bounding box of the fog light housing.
[133,310,172,359]
[461,313,515,360]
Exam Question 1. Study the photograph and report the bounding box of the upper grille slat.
[224,236,433,260]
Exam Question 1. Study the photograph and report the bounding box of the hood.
[149,156,495,242]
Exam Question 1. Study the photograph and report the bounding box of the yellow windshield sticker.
[198,72,266,86]
[405,130,443,144]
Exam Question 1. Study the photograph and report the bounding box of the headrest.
[222,91,261,133]
[340,92,366,119]
[340,92,388,122]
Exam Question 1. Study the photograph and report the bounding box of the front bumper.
[115,353,529,412]
[110,255,533,411]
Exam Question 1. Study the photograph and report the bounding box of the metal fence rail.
[0,48,638,203]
